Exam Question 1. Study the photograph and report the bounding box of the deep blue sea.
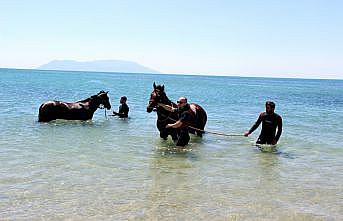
[0,68,342,220]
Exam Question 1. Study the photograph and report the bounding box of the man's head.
[265,101,275,114]
[177,96,187,107]
[120,96,127,104]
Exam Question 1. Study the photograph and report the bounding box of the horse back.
[38,101,86,122]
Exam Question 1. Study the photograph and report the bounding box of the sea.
[0,68,342,220]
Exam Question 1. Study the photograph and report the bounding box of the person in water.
[244,101,282,145]
[112,96,129,118]
[163,96,195,146]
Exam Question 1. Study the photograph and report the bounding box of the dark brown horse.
[38,91,111,122]
[147,83,207,140]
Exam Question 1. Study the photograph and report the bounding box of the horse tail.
[190,104,207,137]
[201,109,207,129]
[196,107,207,136]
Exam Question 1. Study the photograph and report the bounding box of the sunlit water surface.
[0,69,342,220]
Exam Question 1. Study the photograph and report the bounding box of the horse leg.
[157,122,169,140]
[159,131,168,140]
[195,121,204,137]
[196,129,203,137]
[187,127,195,135]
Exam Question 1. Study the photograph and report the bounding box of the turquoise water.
[0,68,342,220]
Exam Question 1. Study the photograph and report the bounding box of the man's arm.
[157,103,176,112]
[166,120,183,128]
[274,116,282,143]
[113,104,128,118]
[113,111,128,118]
[244,113,263,136]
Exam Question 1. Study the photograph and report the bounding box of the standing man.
[165,96,195,146]
[112,96,129,118]
[244,101,282,145]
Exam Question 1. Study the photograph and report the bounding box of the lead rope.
[99,104,107,119]
[188,126,244,137]
[157,108,244,137]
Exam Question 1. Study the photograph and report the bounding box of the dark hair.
[265,101,275,108]
[121,96,127,101]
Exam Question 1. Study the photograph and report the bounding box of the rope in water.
[188,126,245,137]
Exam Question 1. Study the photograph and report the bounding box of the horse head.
[147,83,179,140]
[147,82,167,113]
[94,90,111,110]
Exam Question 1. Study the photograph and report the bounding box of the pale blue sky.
[1,0,342,78]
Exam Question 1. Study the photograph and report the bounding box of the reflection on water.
[148,145,203,220]
[154,134,204,155]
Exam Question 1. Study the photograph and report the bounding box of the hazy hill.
[37,60,160,74]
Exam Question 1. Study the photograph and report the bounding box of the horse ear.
[153,82,156,89]
[106,91,109,94]
[162,85,164,91]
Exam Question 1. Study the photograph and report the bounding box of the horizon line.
[0,67,342,81]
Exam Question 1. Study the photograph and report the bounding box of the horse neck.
[80,96,100,112]
[157,95,171,113]
[159,94,173,106]
[156,94,177,122]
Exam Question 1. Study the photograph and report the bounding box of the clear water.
[0,68,342,220]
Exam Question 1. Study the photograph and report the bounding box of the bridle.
[96,92,110,119]
[149,89,174,122]
[96,92,110,109]
[148,89,161,110]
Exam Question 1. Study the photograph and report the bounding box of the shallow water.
[0,69,342,220]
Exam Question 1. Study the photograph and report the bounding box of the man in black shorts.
[244,101,282,145]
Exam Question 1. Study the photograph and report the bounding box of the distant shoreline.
[0,67,342,81]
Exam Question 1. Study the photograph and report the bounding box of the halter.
[149,89,174,122]
[91,92,110,120]
[95,92,110,109]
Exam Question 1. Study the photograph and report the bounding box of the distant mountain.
[37,60,160,74]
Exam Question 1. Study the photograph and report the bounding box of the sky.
[1,0,342,79]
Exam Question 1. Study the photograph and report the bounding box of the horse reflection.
[38,90,111,122]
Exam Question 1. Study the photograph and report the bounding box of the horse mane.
[77,97,92,103]
[77,94,99,103]
[158,90,172,105]
[162,93,172,105]
[76,91,106,103]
